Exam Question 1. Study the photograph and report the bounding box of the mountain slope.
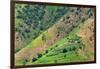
[28,18,94,65]
[15,4,70,53]
[15,7,94,66]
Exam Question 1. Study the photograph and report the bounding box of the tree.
[42,34,46,42]
[54,60,57,63]
[66,16,70,19]
[64,54,66,57]
[23,59,28,65]
[55,44,58,47]
[82,18,85,23]
[24,28,30,33]
[37,53,42,58]
[89,37,92,41]
[45,50,48,54]
[71,46,76,51]
[62,48,67,53]
[32,57,37,62]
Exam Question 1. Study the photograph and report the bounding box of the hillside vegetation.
[14,3,95,66]
[15,4,70,53]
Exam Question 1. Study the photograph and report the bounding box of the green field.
[25,22,89,65]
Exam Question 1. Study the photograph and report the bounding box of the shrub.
[67,47,73,51]
[55,44,58,47]
[54,60,57,63]
[15,48,20,53]
[89,37,92,41]
[50,48,53,50]
[45,50,48,54]
[42,34,46,42]
[71,9,74,12]
[79,46,83,49]
[25,59,28,62]
[32,57,37,62]
[37,53,42,58]
[62,48,67,53]
[24,28,30,33]
[71,46,76,51]
[82,18,85,23]
[75,11,79,15]
[23,59,28,65]
[66,16,70,19]
[64,54,66,57]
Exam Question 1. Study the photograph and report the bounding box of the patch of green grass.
[27,34,43,48]
[47,6,58,12]
[26,22,88,64]
[31,51,87,64]
[28,31,85,64]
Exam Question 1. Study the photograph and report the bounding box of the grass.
[26,22,88,65]
[18,20,86,65]
[16,20,87,66]
[15,5,95,66]
[16,19,93,65]
[26,30,52,49]
[47,6,58,12]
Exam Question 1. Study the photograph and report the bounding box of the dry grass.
[77,18,95,61]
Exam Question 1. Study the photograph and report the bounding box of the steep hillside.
[28,18,94,65]
[15,4,70,53]
[15,7,94,66]
[76,18,95,60]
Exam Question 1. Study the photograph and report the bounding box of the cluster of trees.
[15,4,69,53]
[32,53,43,62]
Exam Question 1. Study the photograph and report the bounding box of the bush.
[25,59,28,62]
[66,16,70,19]
[82,18,85,23]
[62,48,67,53]
[79,46,83,49]
[64,54,66,57]
[71,46,76,51]
[50,48,53,50]
[54,60,57,63]
[45,50,48,54]
[15,4,70,53]
[42,34,46,41]
[71,9,74,12]
[37,53,42,58]
[32,57,37,62]
[55,44,58,47]
[15,48,20,53]
[89,37,92,41]
[23,59,28,65]
[24,28,30,33]
[67,47,72,51]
